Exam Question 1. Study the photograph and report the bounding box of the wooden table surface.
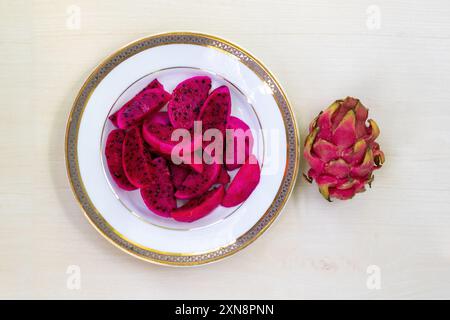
[1,0,450,299]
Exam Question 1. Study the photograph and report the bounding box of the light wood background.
[1,0,450,299]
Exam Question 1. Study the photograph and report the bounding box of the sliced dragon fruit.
[115,87,170,129]
[222,154,261,207]
[172,186,224,223]
[104,129,136,191]
[169,163,191,190]
[225,116,254,171]
[142,115,203,173]
[174,161,221,200]
[217,166,230,185]
[140,157,176,217]
[109,79,164,127]
[199,85,232,135]
[168,76,211,129]
[146,111,171,126]
[122,127,156,187]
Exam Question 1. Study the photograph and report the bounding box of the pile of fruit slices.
[105,76,261,222]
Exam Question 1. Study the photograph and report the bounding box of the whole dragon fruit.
[304,97,385,201]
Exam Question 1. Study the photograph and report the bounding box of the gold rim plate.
[65,32,300,266]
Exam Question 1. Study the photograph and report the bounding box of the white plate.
[66,32,299,266]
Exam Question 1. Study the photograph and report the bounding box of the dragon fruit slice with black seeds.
[104,129,136,191]
[122,127,156,188]
[169,163,191,190]
[140,157,176,217]
[168,76,211,130]
[199,85,231,136]
[174,160,221,200]
[115,86,171,129]
[109,79,164,127]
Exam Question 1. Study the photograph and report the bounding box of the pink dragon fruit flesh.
[104,129,137,191]
[225,116,254,171]
[174,161,221,200]
[222,154,261,207]
[109,79,164,127]
[140,157,176,217]
[104,78,263,222]
[216,166,231,185]
[169,163,192,190]
[147,111,171,126]
[304,97,385,201]
[199,85,231,136]
[172,186,224,223]
[115,86,170,129]
[142,113,203,173]
[168,76,211,130]
[122,127,156,188]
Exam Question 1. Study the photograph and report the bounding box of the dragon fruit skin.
[304,97,385,201]
[221,154,261,207]
[172,186,224,223]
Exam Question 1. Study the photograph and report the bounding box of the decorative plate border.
[65,32,299,266]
